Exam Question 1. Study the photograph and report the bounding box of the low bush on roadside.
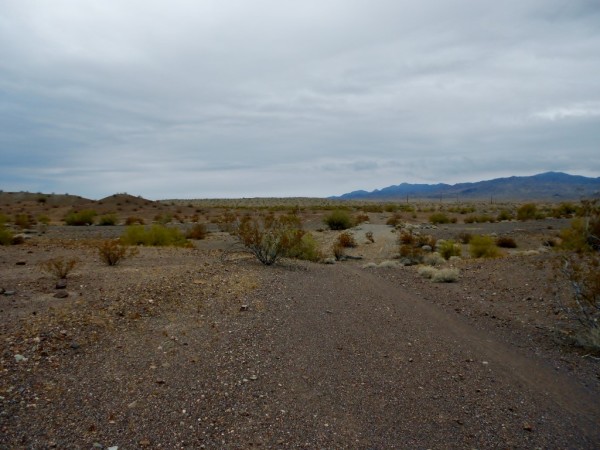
[423,252,445,266]
[98,214,118,226]
[469,235,501,258]
[14,213,34,229]
[517,203,546,221]
[121,224,190,247]
[438,240,462,259]
[496,210,514,221]
[386,213,402,227]
[496,236,517,248]
[125,216,144,225]
[286,233,323,262]
[429,212,455,225]
[337,231,357,248]
[97,240,138,266]
[0,225,15,245]
[186,223,208,240]
[457,232,472,244]
[418,266,460,283]
[464,214,496,224]
[324,210,353,230]
[355,213,370,224]
[64,209,97,226]
[39,257,80,279]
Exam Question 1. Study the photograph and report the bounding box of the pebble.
[4,290,15,296]
[16,261,26,266]
[14,354,27,362]
[54,291,69,299]
[56,279,67,289]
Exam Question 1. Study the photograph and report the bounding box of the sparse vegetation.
[231,214,306,265]
[336,231,357,248]
[469,235,501,258]
[429,212,455,225]
[418,266,460,283]
[97,240,138,266]
[496,236,517,248]
[365,231,375,243]
[121,224,190,247]
[64,209,97,226]
[125,216,145,225]
[98,214,118,226]
[39,257,80,279]
[186,223,208,240]
[324,210,353,230]
[0,224,15,245]
[438,240,461,259]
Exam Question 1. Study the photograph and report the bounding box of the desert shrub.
[398,231,415,246]
[560,200,600,252]
[287,233,323,262]
[37,215,51,225]
[552,202,578,218]
[457,232,472,244]
[355,213,370,224]
[386,213,402,227]
[121,224,189,247]
[417,265,437,279]
[332,242,346,261]
[125,216,144,225]
[439,240,461,259]
[559,253,600,353]
[98,214,118,226]
[0,213,8,225]
[14,213,34,229]
[0,225,14,245]
[97,240,138,266]
[416,234,437,248]
[429,212,455,225]
[217,211,237,232]
[496,210,514,221]
[517,203,539,221]
[232,213,305,265]
[337,231,357,248]
[469,235,501,258]
[154,213,173,225]
[496,236,517,248]
[186,223,208,240]
[423,252,445,266]
[324,210,353,230]
[431,268,460,283]
[64,209,97,226]
[464,214,495,224]
[365,231,375,243]
[39,257,79,279]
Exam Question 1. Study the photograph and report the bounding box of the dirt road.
[2,253,599,449]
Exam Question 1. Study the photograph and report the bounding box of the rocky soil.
[1,220,599,449]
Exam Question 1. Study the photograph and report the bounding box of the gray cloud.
[1,0,599,199]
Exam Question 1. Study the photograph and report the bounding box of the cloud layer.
[1,0,599,198]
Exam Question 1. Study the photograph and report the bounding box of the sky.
[1,0,599,199]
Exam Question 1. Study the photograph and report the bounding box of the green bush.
[517,203,539,221]
[64,209,97,226]
[0,225,14,245]
[287,233,323,262]
[496,210,514,221]
[438,240,461,259]
[232,213,305,265]
[324,210,353,230]
[429,213,454,225]
[121,225,189,247]
[98,214,118,226]
[469,235,501,258]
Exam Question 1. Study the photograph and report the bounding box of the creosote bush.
[125,216,145,225]
[98,214,118,226]
[232,213,308,265]
[121,224,190,247]
[97,240,138,266]
[0,225,16,246]
[324,210,353,230]
[64,210,97,226]
[186,223,208,240]
[438,240,461,259]
[469,235,501,258]
[40,257,80,279]
[429,212,455,225]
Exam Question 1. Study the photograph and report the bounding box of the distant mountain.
[332,172,600,201]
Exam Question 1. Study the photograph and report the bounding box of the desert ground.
[1,193,599,449]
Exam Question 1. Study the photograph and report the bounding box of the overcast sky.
[1,0,599,199]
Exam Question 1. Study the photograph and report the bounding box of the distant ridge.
[332,172,600,201]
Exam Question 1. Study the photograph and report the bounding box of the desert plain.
[1,192,599,449]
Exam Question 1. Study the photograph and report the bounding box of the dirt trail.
[246,262,600,448]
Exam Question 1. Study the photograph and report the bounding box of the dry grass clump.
[423,252,445,266]
[438,240,462,259]
[386,213,402,227]
[39,257,80,279]
[97,240,138,266]
[365,231,375,243]
[121,224,190,247]
[418,266,460,283]
[186,223,208,240]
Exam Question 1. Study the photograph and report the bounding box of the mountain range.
[332,172,600,201]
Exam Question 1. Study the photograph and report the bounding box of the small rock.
[0,288,4,294]
[523,423,534,432]
[55,279,67,289]
[54,291,69,299]
[14,354,27,362]
[4,290,16,296]
[107,447,119,450]
[323,258,336,264]
[92,443,103,449]
[139,439,151,447]
[239,304,249,312]
[16,261,26,266]
[70,342,80,350]
[249,375,258,381]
